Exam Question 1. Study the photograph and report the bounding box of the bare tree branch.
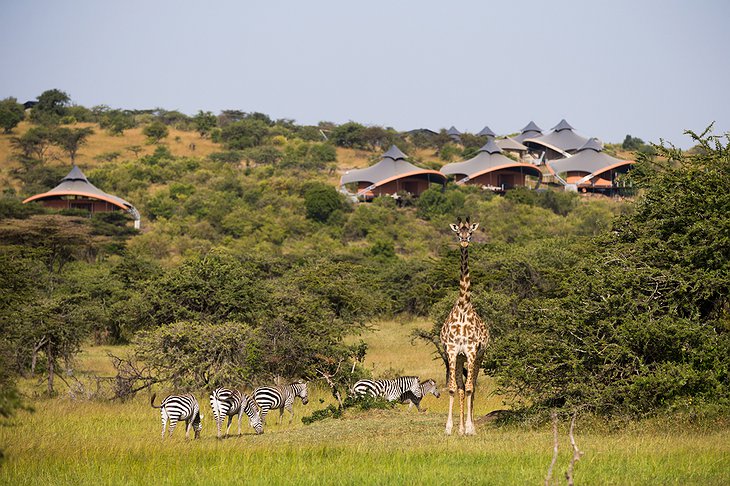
[565,412,584,486]
[545,411,559,486]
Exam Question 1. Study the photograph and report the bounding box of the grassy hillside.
[0,122,450,193]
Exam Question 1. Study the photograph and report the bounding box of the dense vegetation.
[0,89,728,425]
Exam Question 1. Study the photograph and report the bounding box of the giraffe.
[440,218,490,435]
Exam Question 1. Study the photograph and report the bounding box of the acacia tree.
[10,126,54,164]
[30,89,70,124]
[143,121,169,144]
[0,97,25,133]
[52,127,94,164]
[193,110,217,138]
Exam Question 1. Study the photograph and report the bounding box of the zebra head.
[245,396,264,435]
[295,381,309,405]
[424,379,440,398]
[193,412,203,439]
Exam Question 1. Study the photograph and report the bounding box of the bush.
[486,128,730,416]
[303,182,345,223]
[135,321,261,389]
[143,121,169,143]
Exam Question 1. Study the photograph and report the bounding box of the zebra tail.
[150,393,161,408]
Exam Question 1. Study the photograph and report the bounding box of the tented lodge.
[23,165,141,228]
[340,145,446,200]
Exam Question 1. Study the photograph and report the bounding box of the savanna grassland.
[1,94,729,485]
[2,319,728,486]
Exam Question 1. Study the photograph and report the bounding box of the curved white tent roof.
[495,137,528,152]
[440,139,542,183]
[477,126,496,137]
[524,119,590,153]
[513,121,543,143]
[24,166,137,212]
[23,165,140,225]
[546,138,634,185]
[340,145,445,190]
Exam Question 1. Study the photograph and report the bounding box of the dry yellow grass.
[0,121,220,171]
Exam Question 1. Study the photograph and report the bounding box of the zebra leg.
[225,415,234,437]
[161,412,167,440]
[185,419,192,440]
[237,408,244,436]
[215,414,223,439]
[286,404,294,423]
[168,418,178,438]
[259,406,269,425]
[278,406,284,424]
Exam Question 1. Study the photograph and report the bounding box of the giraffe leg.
[455,354,466,435]
[445,350,458,435]
[458,388,466,435]
[465,354,477,435]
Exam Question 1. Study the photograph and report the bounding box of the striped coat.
[399,379,440,412]
[352,376,422,402]
[253,382,309,424]
[151,393,202,439]
[210,387,263,436]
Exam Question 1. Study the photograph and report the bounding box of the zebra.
[253,381,309,424]
[210,387,263,437]
[351,376,422,402]
[399,378,440,412]
[150,393,203,439]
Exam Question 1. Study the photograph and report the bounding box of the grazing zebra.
[150,393,203,439]
[210,387,263,437]
[352,376,423,402]
[253,381,309,424]
[399,378,440,412]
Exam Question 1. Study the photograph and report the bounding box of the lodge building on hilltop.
[523,119,590,162]
[440,139,543,191]
[545,138,635,194]
[340,145,446,200]
[23,165,141,228]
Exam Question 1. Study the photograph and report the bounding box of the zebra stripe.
[253,382,309,424]
[352,376,422,402]
[399,379,440,412]
[151,393,202,439]
[210,387,263,437]
[351,379,383,398]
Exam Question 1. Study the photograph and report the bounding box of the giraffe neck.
[458,245,471,306]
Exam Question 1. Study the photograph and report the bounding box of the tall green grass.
[1,319,728,485]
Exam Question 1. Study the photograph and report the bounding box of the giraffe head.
[449,218,479,248]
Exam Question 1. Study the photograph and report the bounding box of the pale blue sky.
[1,0,728,148]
